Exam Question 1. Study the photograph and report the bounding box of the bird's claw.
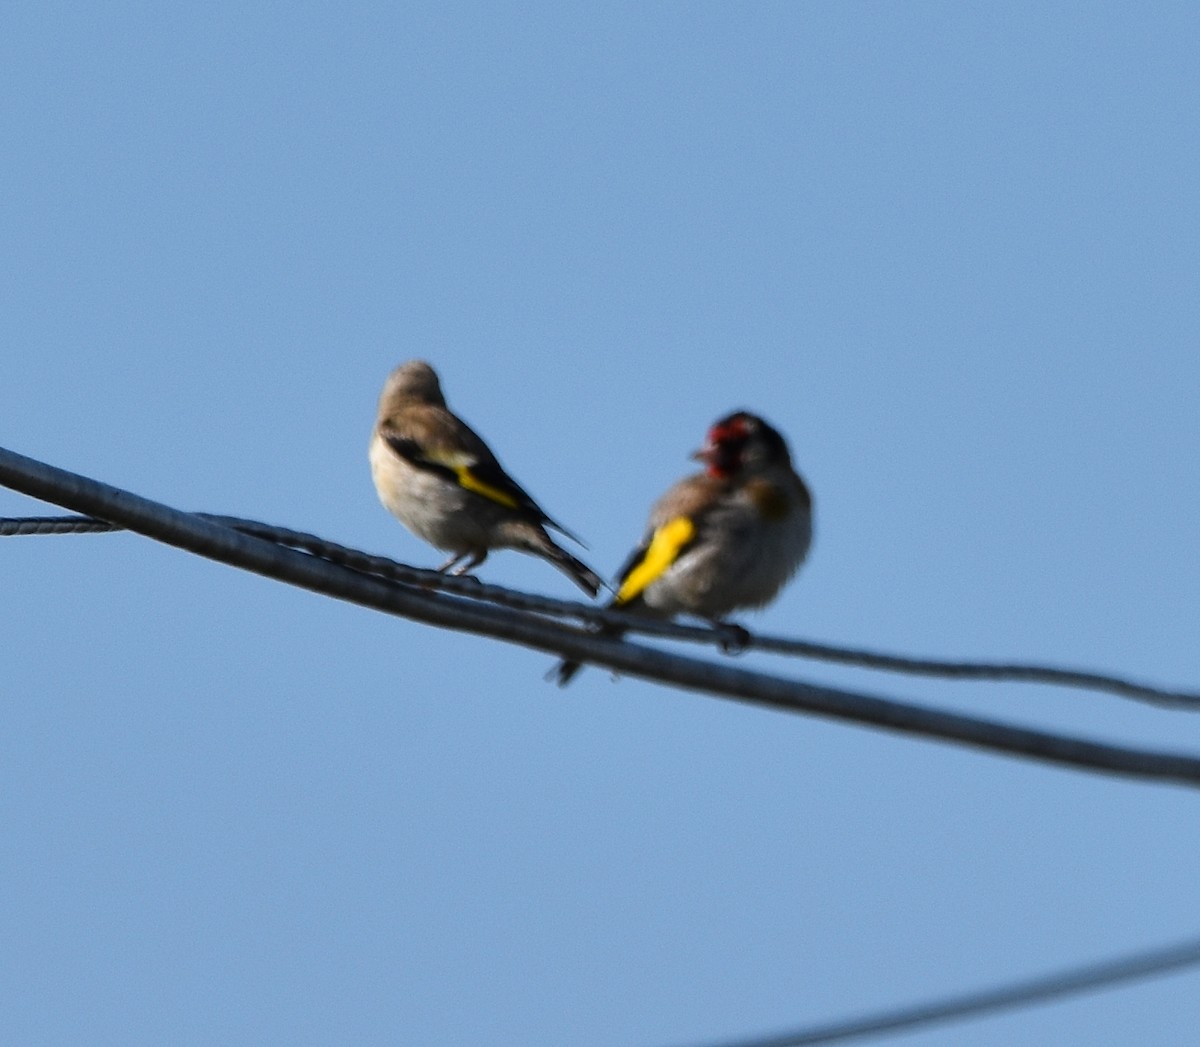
[716,623,751,654]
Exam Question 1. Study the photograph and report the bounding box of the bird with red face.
[552,411,813,685]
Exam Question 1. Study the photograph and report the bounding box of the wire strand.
[5,477,1196,1045]
[3,511,1198,711]
[2,448,1200,787]
[667,933,1200,1047]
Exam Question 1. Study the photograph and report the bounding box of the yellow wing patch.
[616,516,695,606]
[452,465,520,509]
[421,448,522,510]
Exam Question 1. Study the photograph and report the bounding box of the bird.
[552,410,813,685]
[369,360,602,596]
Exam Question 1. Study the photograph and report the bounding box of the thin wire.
[668,934,1200,1047]
[743,636,1200,711]
[2,449,1200,788]
[0,513,612,616]
[3,512,1199,711]
[8,495,1197,1044]
[4,499,1195,1044]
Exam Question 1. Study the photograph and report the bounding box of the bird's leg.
[450,550,488,576]
[436,552,468,573]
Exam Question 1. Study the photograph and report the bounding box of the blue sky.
[2,3,1199,1044]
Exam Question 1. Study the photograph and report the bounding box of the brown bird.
[369,360,601,595]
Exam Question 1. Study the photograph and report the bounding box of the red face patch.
[701,416,750,478]
[707,414,750,446]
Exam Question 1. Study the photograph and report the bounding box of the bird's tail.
[528,531,603,597]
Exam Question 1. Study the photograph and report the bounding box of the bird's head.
[693,411,791,478]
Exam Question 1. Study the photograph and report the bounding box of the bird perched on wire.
[552,410,812,685]
[369,360,602,596]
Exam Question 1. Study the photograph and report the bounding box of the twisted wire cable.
[4,511,1198,711]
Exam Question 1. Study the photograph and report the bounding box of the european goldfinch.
[369,361,602,596]
[553,411,812,684]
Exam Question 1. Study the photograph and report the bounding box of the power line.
[3,448,1200,1042]
[742,635,1200,711]
[2,444,1200,788]
[2,513,1198,712]
[666,933,1200,1047]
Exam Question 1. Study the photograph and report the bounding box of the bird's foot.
[713,621,751,654]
